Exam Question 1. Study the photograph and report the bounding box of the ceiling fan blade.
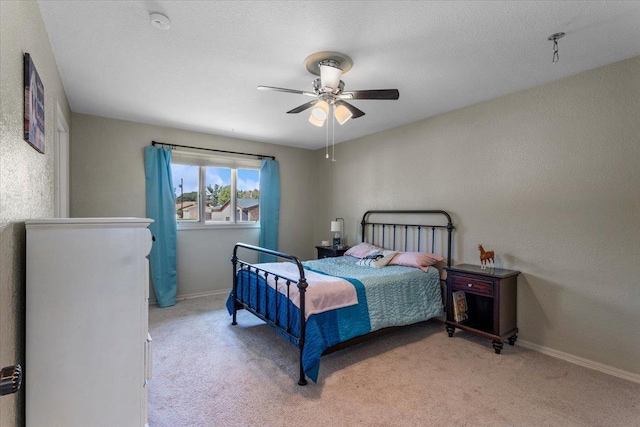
[286,100,318,114]
[257,85,316,97]
[335,100,365,119]
[340,89,400,100]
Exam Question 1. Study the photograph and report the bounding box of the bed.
[227,209,455,385]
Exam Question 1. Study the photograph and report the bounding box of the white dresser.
[25,218,153,427]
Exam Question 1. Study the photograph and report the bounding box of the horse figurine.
[478,244,495,269]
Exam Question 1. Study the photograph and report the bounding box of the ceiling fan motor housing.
[318,59,341,69]
[313,78,345,97]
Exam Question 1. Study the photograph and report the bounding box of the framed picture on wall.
[24,53,45,153]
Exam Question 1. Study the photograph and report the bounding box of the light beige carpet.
[148,294,639,427]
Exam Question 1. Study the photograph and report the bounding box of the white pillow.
[344,242,383,258]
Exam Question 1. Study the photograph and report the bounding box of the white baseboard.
[518,339,640,384]
[149,289,229,305]
[176,289,229,301]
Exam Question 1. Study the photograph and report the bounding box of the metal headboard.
[360,210,454,268]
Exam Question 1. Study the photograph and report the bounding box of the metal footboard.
[230,243,309,385]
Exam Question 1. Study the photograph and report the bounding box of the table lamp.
[331,218,344,248]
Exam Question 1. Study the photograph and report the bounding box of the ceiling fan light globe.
[311,108,327,120]
[308,114,325,127]
[311,99,329,120]
[320,64,343,92]
[334,104,353,125]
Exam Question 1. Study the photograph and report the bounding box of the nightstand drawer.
[450,275,494,296]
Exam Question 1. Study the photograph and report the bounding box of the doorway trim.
[54,101,69,218]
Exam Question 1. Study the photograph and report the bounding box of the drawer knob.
[468,283,473,287]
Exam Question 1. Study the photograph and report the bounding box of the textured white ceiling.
[38,1,640,150]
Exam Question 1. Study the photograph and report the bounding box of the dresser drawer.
[450,275,494,296]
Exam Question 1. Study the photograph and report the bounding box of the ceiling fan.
[258,51,399,127]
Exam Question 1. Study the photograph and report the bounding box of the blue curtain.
[258,159,280,263]
[144,146,177,307]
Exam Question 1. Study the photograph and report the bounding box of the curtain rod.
[151,140,275,161]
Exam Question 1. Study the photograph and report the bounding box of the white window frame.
[171,150,261,230]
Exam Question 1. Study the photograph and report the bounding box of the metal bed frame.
[230,209,454,385]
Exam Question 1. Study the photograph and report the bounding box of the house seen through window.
[171,156,260,225]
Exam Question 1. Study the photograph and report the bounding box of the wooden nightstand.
[315,245,350,259]
[444,263,520,354]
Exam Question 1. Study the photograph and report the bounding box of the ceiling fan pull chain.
[325,113,329,159]
[331,105,336,162]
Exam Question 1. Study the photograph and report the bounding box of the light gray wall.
[70,114,316,299]
[313,56,640,377]
[0,1,71,424]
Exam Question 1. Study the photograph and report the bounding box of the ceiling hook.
[547,32,565,64]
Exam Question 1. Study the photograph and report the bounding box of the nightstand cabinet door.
[445,263,520,354]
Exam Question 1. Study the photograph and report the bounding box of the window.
[170,151,260,226]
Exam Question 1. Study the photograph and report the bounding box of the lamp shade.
[308,114,325,127]
[334,104,353,125]
[311,100,329,121]
[320,64,343,91]
[331,221,341,232]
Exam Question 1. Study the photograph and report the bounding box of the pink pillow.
[344,242,383,258]
[388,252,444,272]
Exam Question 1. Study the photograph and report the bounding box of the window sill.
[177,222,260,231]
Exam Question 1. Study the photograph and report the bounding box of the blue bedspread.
[227,256,443,382]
